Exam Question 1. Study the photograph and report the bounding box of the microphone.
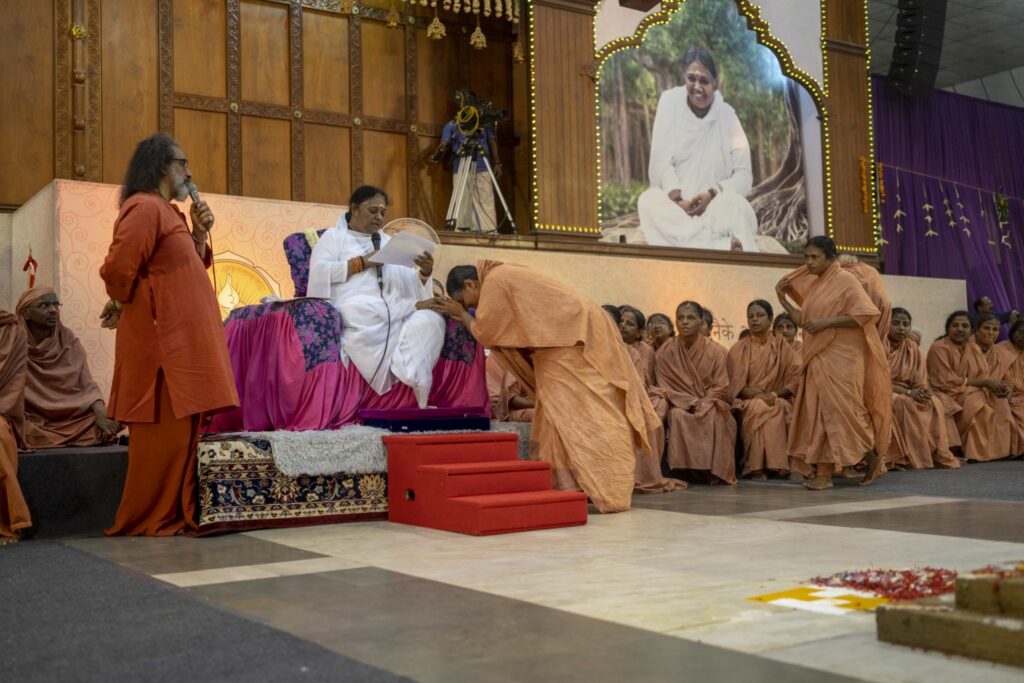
[370,231,384,293]
[186,182,213,229]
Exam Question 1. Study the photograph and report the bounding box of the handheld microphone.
[370,231,384,293]
[186,182,213,229]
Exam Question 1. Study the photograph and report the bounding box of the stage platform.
[15,422,534,539]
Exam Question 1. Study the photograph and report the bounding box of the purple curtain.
[874,75,1024,318]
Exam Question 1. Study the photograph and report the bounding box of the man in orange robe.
[655,301,737,485]
[16,287,121,448]
[885,308,959,470]
[0,310,32,545]
[435,261,659,513]
[100,133,238,536]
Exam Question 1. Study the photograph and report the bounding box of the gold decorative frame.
[528,0,881,252]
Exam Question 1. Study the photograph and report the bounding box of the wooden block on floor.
[955,574,1003,614]
[877,601,1024,668]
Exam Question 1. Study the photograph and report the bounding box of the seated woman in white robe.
[637,46,759,252]
[307,186,445,407]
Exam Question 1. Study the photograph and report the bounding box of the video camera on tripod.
[432,90,515,234]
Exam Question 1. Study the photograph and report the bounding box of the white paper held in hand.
[366,231,437,268]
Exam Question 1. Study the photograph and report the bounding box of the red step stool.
[385,433,588,536]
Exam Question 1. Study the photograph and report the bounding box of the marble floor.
[38,468,1024,682]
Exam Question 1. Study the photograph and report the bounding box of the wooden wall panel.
[363,131,408,217]
[469,40,512,115]
[101,0,159,185]
[0,1,54,206]
[302,10,349,114]
[416,31,458,125]
[240,0,290,106]
[418,134,451,231]
[241,116,291,199]
[174,109,228,195]
[361,22,406,120]
[173,0,227,98]
[304,123,351,204]
[533,2,598,230]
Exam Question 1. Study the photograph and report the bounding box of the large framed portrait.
[597,0,827,254]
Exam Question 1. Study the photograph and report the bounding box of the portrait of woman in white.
[637,46,759,252]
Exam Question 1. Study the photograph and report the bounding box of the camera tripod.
[444,140,516,234]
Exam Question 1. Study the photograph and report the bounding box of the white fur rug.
[233,425,528,477]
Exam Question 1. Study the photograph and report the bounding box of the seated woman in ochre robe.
[773,313,802,356]
[16,287,121,448]
[999,320,1024,457]
[927,311,1008,462]
[726,300,800,480]
[646,313,675,352]
[975,313,1016,459]
[885,308,959,470]
[618,306,656,386]
[655,300,736,485]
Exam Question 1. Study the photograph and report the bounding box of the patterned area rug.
[196,434,387,536]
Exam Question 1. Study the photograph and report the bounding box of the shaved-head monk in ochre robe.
[100,133,238,536]
[0,310,32,545]
[16,287,121,448]
[776,236,892,490]
[927,311,1008,462]
[655,300,737,485]
[434,261,660,513]
[726,299,800,480]
[885,308,959,470]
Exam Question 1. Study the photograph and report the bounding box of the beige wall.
[435,246,966,353]
[0,213,11,310]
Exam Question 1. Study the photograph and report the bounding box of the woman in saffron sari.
[655,300,736,485]
[885,308,959,470]
[999,319,1024,456]
[974,313,1015,459]
[726,300,800,480]
[776,236,891,490]
[927,311,1009,462]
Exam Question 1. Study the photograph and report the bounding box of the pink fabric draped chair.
[209,231,488,432]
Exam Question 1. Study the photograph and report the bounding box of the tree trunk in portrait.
[748,81,808,243]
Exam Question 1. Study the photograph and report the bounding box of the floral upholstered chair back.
[283,229,328,297]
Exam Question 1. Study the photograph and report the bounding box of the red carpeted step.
[417,460,552,498]
[444,490,589,536]
[386,433,521,527]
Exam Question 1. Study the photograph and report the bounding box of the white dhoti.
[455,163,498,234]
[638,188,758,251]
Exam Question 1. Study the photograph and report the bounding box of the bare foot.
[748,471,768,481]
[787,471,806,481]
[0,535,20,547]
[859,455,887,486]
[840,466,861,479]
[803,476,833,490]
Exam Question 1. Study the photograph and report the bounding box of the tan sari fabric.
[886,338,959,469]
[16,287,106,448]
[0,311,31,539]
[786,262,891,338]
[471,260,660,512]
[926,337,1002,461]
[626,345,685,493]
[998,340,1024,456]
[654,334,737,484]
[629,341,657,387]
[485,353,533,422]
[982,343,1017,459]
[783,262,892,469]
[726,334,800,475]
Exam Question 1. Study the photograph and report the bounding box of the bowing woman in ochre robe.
[636,46,758,252]
[776,236,892,490]
[927,312,1009,462]
[885,308,959,470]
[726,300,800,479]
[435,261,660,513]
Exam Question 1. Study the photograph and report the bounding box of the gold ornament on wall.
[513,39,525,63]
[428,7,446,39]
[470,17,486,49]
[386,1,400,28]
